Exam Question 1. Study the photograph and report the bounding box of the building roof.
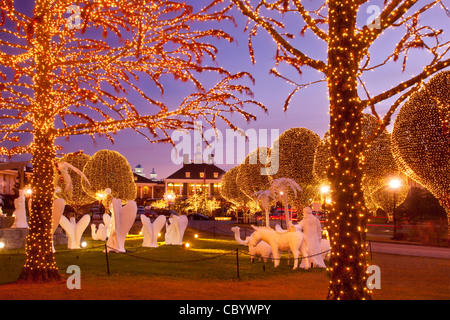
[133,173,164,184]
[165,162,225,180]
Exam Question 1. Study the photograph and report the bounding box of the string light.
[81,149,137,208]
[272,128,321,209]
[230,0,449,299]
[54,151,94,215]
[392,71,450,240]
[1,0,266,282]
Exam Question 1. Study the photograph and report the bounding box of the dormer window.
[214,172,219,178]
[185,172,190,178]
[200,172,205,178]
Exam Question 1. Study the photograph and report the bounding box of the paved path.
[369,241,450,259]
[188,220,450,259]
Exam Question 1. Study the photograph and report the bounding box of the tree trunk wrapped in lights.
[0,0,265,282]
[231,0,450,299]
[313,114,410,219]
[392,71,450,240]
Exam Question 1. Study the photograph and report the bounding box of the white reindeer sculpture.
[231,226,273,263]
[250,225,308,270]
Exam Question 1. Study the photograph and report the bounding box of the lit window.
[214,172,219,178]
[200,172,205,178]
[185,172,190,178]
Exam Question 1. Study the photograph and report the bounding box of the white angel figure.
[91,223,107,241]
[165,214,188,245]
[59,214,91,249]
[141,214,166,247]
[51,193,66,252]
[11,189,28,229]
[297,207,326,268]
[56,161,91,200]
[106,197,137,252]
[102,212,112,238]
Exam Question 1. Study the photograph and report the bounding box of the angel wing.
[57,161,92,199]
[108,199,137,252]
[75,215,90,246]
[52,198,65,234]
[177,215,188,243]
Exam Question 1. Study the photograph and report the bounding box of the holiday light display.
[231,0,450,300]
[392,71,450,239]
[0,0,263,282]
[81,149,137,207]
[236,147,272,200]
[220,164,260,222]
[220,165,251,209]
[54,151,95,215]
[271,128,321,209]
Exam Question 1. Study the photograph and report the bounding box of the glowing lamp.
[320,185,330,194]
[0,241,5,249]
[389,179,402,190]
[24,187,33,197]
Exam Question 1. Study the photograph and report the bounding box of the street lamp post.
[164,191,175,212]
[389,178,402,240]
[320,185,330,215]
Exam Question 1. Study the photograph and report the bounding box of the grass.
[0,228,325,285]
[2,227,448,300]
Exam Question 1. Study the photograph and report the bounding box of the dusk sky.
[4,0,449,179]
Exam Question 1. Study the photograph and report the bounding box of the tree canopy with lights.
[231,0,450,299]
[392,71,450,238]
[81,149,136,207]
[54,151,94,214]
[271,127,321,209]
[0,0,264,282]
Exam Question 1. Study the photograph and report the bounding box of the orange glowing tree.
[231,0,450,299]
[0,0,264,282]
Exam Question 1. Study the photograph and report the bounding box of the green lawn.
[0,228,325,284]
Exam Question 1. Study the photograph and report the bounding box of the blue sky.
[3,0,449,179]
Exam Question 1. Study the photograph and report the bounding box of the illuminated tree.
[232,0,450,299]
[185,191,207,214]
[236,147,272,200]
[314,115,410,218]
[220,165,256,222]
[272,128,321,209]
[392,71,450,239]
[360,115,409,219]
[220,165,250,208]
[54,151,95,216]
[0,0,263,282]
[81,149,136,207]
